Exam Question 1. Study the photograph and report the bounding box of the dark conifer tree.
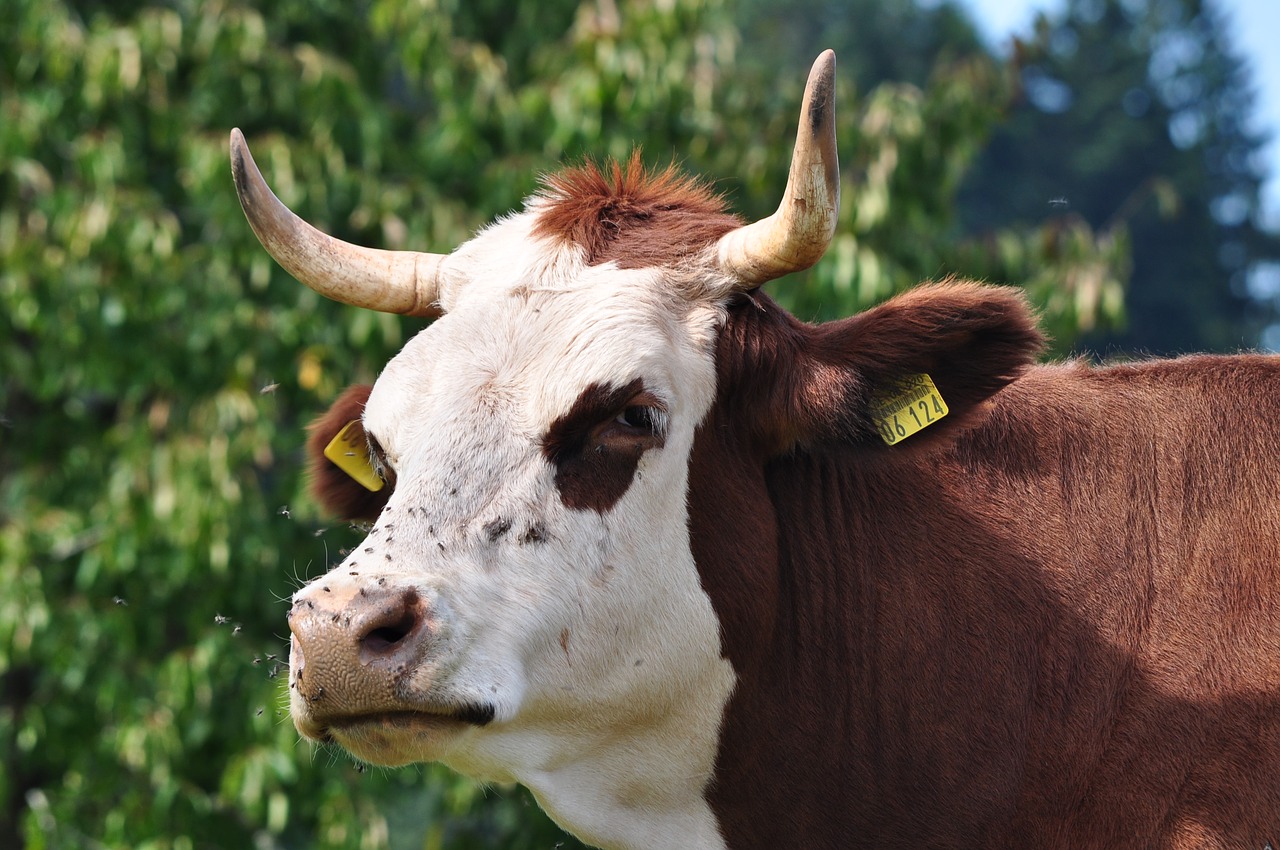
[961,0,1280,354]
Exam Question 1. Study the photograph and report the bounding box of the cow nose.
[288,584,434,714]
[356,589,427,666]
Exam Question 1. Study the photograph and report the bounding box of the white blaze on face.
[290,211,737,849]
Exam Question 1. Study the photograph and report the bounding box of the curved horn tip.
[229,127,245,169]
[227,127,447,318]
[803,51,838,179]
[228,127,260,205]
[712,51,841,289]
[806,51,837,132]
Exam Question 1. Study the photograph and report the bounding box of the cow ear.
[719,281,1045,452]
[306,384,392,521]
[818,281,1046,445]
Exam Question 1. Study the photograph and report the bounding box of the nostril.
[357,590,424,661]
[362,613,417,653]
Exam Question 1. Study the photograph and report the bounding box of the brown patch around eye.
[541,379,666,512]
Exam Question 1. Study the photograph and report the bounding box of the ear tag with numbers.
[323,421,385,492]
[870,373,949,445]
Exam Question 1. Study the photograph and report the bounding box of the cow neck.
[685,298,1039,847]
[688,412,1041,844]
[688,323,1280,846]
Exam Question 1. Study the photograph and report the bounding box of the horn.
[715,50,840,287]
[229,129,445,317]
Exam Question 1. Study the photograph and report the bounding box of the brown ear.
[306,384,393,521]
[715,281,1045,452]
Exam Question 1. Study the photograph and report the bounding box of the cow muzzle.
[286,579,493,759]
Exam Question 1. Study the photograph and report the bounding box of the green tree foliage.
[960,0,1280,354]
[1,0,1130,848]
[737,0,988,90]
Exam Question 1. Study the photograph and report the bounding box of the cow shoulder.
[714,280,1046,454]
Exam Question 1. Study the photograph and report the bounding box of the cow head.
[233,50,1041,847]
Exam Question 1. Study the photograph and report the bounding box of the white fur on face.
[292,210,736,850]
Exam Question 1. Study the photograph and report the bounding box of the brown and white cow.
[231,51,1280,849]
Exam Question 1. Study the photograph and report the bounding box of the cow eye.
[366,433,396,479]
[616,405,661,433]
[619,407,655,432]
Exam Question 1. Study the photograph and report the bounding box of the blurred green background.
[3,0,1277,847]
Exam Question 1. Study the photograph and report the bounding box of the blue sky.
[959,0,1280,228]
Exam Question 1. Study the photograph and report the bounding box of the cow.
[230,50,1280,849]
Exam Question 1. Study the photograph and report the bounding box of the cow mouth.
[308,703,496,745]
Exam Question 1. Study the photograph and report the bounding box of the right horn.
[714,50,840,287]
[230,129,446,317]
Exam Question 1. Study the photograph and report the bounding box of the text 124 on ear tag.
[323,421,385,492]
[870,374,949,445]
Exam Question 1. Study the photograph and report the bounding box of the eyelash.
[366,435,392,477]
[614,404,667,437]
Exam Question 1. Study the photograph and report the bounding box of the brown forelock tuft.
[531,150,743,269]
[713,280,1047,455]
[306,384,393,522]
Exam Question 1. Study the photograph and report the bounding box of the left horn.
[230,129,445,317]
[714,50,839,287]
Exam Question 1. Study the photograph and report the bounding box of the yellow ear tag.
[870,373,949,446]
[323,421,385,492]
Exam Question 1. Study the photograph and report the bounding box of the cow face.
[234,51,839,846]
[293,237,734,774]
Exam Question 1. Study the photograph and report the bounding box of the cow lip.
[318,703,497,737]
